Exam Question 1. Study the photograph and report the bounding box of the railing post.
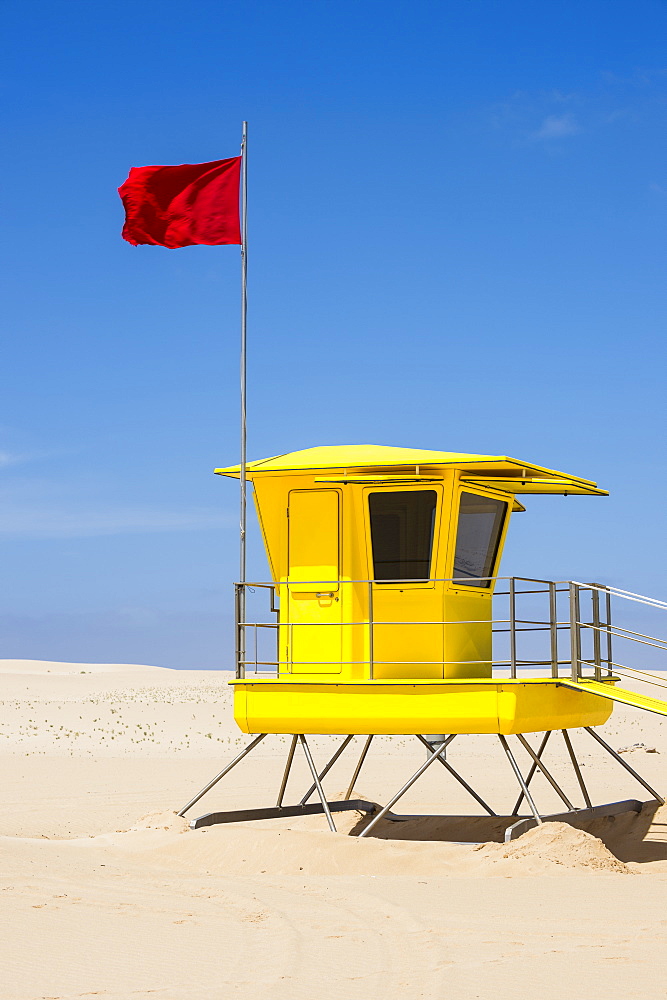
[509,577,517,678]
[549,581,559,677]
[272,585,281,674]
[288,620,293,674]
[591,583,602,681]
[604,586,613,677]
[235,583,245,679]
[569,582,581,681]
[254,621,259,674]
[368,580,374,680]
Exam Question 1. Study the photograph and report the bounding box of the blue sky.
[1,0,665,668]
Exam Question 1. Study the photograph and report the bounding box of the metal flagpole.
[238,121,248,677]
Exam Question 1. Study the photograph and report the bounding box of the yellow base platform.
[231,677,614,735]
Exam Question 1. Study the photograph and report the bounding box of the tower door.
[285,489,343,674]
[366,487,444,679]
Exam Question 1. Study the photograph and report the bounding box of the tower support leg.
[276,734,299,808]
[414,734,497,816]
[344,735,374,800]
[299,735,337,832]
[515,733,575,811]
[562,730,592,808]
[512,731,551,815]
[358,738,451,838]
[177,733,267,817]
[585,727,665,804]
[300,735,355,805]
[498,735,543,825]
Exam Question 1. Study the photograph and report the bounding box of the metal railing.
[234,577,666,688]
[568,580,667,691]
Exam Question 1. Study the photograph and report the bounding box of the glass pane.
[453,492,507,587]
[369,491,437,581]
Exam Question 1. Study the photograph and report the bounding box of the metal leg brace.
[512,731,551,815]
[179,733,377,830]
[299,735,337,831]
[498,735,543,825]
[344,735,374,800]
[300,735,355,805]
[177,733,267,817]
[585,726,665,804]
[177,728,661,837]
[414,734,497,816]
[515,733,575,811]
[562,729,592,808]
[358,738,452,838]
[503,728,653,841]
[276,734,298,808]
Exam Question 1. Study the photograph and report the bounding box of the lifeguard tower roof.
[215,444,607,496]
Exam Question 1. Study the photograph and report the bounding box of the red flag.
[118,157,242,248]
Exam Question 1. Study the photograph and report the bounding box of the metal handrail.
[610,663,667,691]
[577,621,667,653]
[571,580,667,611]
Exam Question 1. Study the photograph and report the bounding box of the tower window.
[453,492,507,587]
[369,491,437,582]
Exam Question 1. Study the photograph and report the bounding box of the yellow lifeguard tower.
[179,444,667,839]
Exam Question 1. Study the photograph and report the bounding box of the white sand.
[1,659,666,999]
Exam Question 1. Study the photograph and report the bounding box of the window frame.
[447,485,511,592]
[363,484,443,589]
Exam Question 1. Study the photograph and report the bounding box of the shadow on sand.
[348,801,667,862]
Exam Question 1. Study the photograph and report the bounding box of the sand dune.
[1,662,666,999]
[0,658,169,674]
